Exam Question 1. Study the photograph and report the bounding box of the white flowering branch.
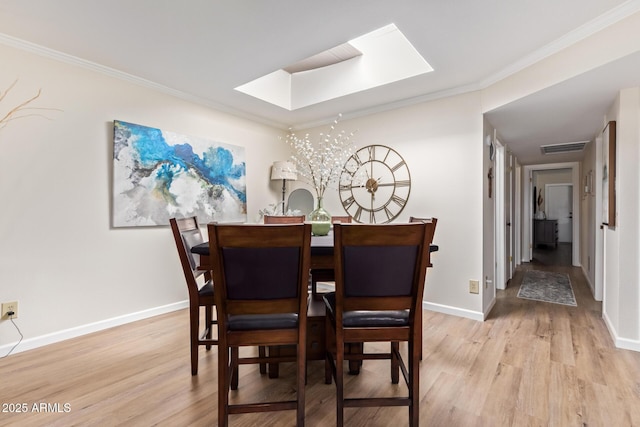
[284,114,357,199]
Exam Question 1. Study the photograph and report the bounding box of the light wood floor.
[2,263,639,427]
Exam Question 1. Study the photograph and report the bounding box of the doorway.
[522,163,580,267]
[534,173,573,266]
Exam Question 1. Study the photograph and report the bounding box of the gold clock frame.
[339,144,411,223]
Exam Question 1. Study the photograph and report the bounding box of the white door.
[546,184,573,242]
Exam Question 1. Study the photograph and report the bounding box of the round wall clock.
[339,144,411,223]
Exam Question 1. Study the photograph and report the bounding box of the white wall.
[313,93,486,319]
[580,139,598,297]
[482,119,496,315]
[0,43,290,352]
[602,87,640,350]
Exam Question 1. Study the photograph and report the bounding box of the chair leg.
[268,345,280,378]
[347,343,362,375]
[297,343,306,427]
[336,337,345,427]
[391,341,400,384]
[230,347,239,390]
[325,351,332,384]
[259,346,267,374]
[418,307,423,360]
[325,316,333,384]
[218,342,230,427]
[205,305,213,350]
[409,339,419,427]
[190,306,199,375]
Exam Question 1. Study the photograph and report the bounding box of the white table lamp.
[271,161,297,215]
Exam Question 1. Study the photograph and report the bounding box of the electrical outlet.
[469,280,479,294]
[1,301,18,319]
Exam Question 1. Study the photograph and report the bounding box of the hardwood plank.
[547,361,582,426]
[481,362,522,420]
[515,335,551,420]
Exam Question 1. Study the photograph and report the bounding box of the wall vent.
[540,141,588,155]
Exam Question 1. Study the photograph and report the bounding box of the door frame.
[522,162,580,266]
[495,140,506,290]
[506,151,515,280]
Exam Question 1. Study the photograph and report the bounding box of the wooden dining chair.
[263,214,306,224]
[208,223,311,427]
[169,217,217,375]
[324,221,437,427]
[408,216,436,360]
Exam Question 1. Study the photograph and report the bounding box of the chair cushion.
[227,313,299,331]
[190,241,209,255]
[323,293,409,327]
[198,280,214,297]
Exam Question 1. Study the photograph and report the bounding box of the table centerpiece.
[284,114,357,235]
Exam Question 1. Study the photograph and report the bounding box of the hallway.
[488,260,639,426]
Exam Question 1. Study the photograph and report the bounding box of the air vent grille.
[540,141,587,155]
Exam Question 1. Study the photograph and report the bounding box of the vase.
[308,197,331,236]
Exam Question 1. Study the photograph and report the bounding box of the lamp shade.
[271,161,297,181]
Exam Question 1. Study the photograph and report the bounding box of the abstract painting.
[113,120,246,227]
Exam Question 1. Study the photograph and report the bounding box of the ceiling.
[1,0,640,165]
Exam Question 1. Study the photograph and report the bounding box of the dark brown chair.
[263,213,307,377]
[169,217,217,375]
[324,221,437,427]
[408,216,436,360]
[208,223,311,427]
[263,214,306,224]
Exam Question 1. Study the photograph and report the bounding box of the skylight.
[235,24,433,110]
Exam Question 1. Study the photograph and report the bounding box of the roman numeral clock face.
[339,144,411,223]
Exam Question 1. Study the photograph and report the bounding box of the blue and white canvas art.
[113,120,246,227]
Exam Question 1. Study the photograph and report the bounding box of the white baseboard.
[422,301,484,322]
[0,301,188,356]
[580,265,599,300]
[602,310,640,352]
[483,297,496,320]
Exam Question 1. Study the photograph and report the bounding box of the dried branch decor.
[0,80,60,132]
[284,114,358,199]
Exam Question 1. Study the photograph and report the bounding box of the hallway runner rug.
[517,270,577,306]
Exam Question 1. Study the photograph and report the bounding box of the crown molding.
[0,32,287,130]
[480,0,640,89]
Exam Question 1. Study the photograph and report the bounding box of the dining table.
[190,228,438,371]
[190,230,437,288]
